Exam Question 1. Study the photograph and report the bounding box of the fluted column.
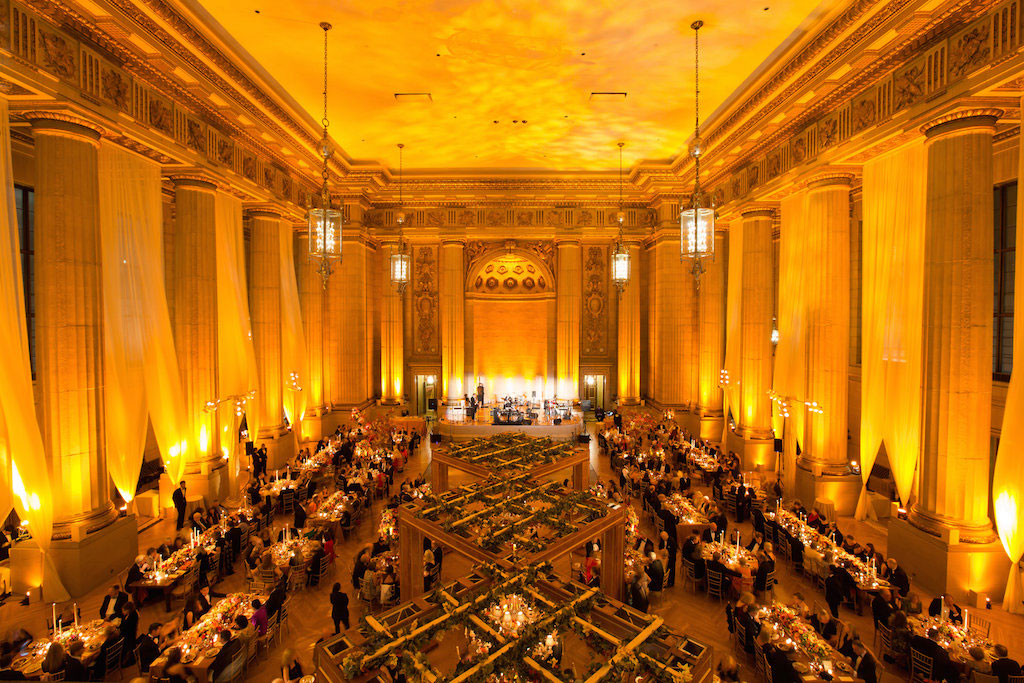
[653,237,684,406]
[324,240,345,409]
[800,175,852,474]
[380,239,404,404]
[617,242,641,404]
[909,112,999,543]
[440,240,465,403]
[295,234,326,420]
[555,240,581,400]
[738,207,774,439]
[336,229,370,406]
[248,209,285,436]
[697,229,727,437]
[32,115,114,529]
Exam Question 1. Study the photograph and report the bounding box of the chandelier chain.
[693,20,702,208]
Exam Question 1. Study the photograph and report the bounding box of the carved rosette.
[583,245,608,355]
[413,245,439,355]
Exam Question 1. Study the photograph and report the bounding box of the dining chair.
[707,569,725,601]
[909,647,933,683]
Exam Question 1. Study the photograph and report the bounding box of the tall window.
[15,185,34,377]
[994,182,1016,379]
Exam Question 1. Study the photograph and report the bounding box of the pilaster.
[555,240,581,401]
[697,229,727,439]
[440,239,466,403]
[617,242,641,405]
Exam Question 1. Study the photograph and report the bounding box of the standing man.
[476,382,485,408]
[172,481,188,530]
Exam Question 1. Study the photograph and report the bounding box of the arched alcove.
[464,250,557,399]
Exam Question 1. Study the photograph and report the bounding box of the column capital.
[805,171,856,191]
[246,205,287,220]
[440,237,466,247]
[922,109,1002,138]
[740,204,776,219]
[27,111,103,145]
[554,237,582,247]
[168,174,219,191]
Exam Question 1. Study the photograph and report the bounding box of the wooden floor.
[2,411,1023,682]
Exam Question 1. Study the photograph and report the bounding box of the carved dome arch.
[465,248,555,297]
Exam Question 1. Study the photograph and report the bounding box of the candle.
[52,603,57,633]
[74,603,79,628]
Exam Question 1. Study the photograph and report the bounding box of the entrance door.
[414,375,438,416]
[583,374,607,410]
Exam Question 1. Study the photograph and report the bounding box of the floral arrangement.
[757,604,835,662]
[378,508,397,542]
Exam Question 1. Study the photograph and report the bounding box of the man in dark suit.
[266,578,288,619]
[824,566,844,617]
[927,594,963,624]
[911,628,956,683]
[645,553,665,592]
[852,640,878,683]
[211,630,243,683]
[629,574,650,614]
[887,558,910,597]
[871,589,894,627]
[659,531,678,588]
[991,645,1021,683]
[172,480,187,530]
[99,584,128,621]
[294,501,307,530]
[136,623,162,674]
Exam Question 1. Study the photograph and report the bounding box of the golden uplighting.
[200,0,827,169]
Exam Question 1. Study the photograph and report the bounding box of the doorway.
[583,374,607,410]
[414,374,438,416]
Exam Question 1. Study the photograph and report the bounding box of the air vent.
[589,92,627,100]
[394,93,433,102]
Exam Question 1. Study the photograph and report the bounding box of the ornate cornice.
[740,205,777,219]
[24,110,104,143]
[804,171,857,190]
[167,173,219,191]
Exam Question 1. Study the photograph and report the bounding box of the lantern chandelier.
[390,143,411,294]
[611,142,631,294]
[307,21,342,289]
[680,19,715,282]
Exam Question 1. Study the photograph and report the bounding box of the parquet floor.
[2,411,1022,682]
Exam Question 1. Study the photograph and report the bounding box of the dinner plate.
[205,647,221,658]
[793,663,810,673]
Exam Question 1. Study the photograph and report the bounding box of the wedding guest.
[330,583,350,634]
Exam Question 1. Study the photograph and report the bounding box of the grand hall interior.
[0,0,1023,681]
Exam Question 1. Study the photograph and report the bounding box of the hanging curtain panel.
[722,224,743,445]
[0,97,55,548]
[859,141,926,516]
[280,227,308,436]
[993,137,1024,614]
[214,193,259,477]
[774,193,810,496]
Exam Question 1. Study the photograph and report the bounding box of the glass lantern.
[308,206,342,260]
[680,205,715,260]
[611,240,631,293]
[390,249,410,293]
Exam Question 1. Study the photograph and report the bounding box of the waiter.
[476,382,485,407]
[172,480,188,530]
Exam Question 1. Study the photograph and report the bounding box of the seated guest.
[126,555,146,589]
[136,622,163,673]
[887,610,912,664]
[887,558,910,597]
[63,641,88,681]
[119,601,139,656]
[191,510,208,532]
[903,591,923,615]
[99,584,128,621]
[250,599,268,636]
[183,595,206,629]
[967,647,992,676]
[211,630,243,683]
[281,648,305,683]
[841,534,861,556]
[89,624,119,680]
[872,589,894,627]
[161,647,190,683]
[824,565,845,617]
[810,609,839,643]
[928,593,963,624]
[231,614,255,648]
[852,639,878,683]
[40,642,66,677]
[992,645,1022,683]
[910,627,957,683]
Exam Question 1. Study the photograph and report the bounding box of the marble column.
[555,240,581,401]
[910,113,999,543]
[890,111,1008,600]
[697,229,727,439]
[169,175,224,502]
[617,242,641,405]
[334,226,370,408]
[380,239,404,405]
[731,207,775,468]
[324,238,345,412]
[31,114,135,595]
[440,240,465,403]
[295,234,326,441]
[248,210,285,439]
[653,237,684,407]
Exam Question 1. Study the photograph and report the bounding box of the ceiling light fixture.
[611,141,631,295]
[390,143,410,295]
[307,21,341,289]
[680,19,715,285]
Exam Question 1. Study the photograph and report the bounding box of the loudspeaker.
[246,441,256,456]
[430,433,442,444]
[553,418,562,425]
[428,398,438,410]
[774,438,783,453]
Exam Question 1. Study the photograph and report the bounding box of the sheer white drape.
[280,229,307,435]
[859,142,926,518]
[99,142,190,499]
[214,193,258,475]
[722,225,743,444]
[0,98,55,546]
[773,193,810,496]
[993,134,1024,613]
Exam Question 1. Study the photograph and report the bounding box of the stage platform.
[436,404,584,441]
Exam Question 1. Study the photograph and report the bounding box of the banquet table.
[270,537,317,570]
[701,541,758,573]
[149,592,265,683]
[9,620,110,679]
[129,528,222,611]
[662,493,712,542]
[753,603,861,683]
[908,615,997,671]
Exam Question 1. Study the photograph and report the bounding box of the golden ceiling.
[201,0,829,171]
